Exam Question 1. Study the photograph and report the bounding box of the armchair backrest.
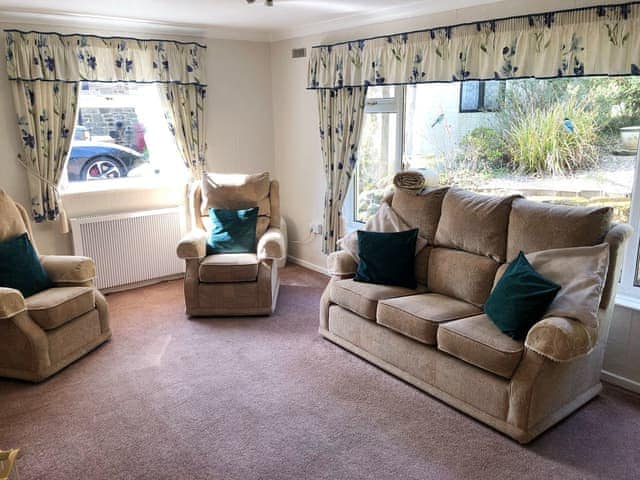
[189,172,280,239]
[0,189,36,252]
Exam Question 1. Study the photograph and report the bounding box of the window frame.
[459,80,504,113]
[344,87,404,232]
[346,80,640,308]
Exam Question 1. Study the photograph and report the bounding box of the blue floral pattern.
[317,87,367,253]
[6,31,206,86]
[307,4,640,88]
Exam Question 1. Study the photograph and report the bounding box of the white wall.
[0,23,273,255]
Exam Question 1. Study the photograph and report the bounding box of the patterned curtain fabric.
[5,30,207,227]
[5,31,205,85]
[317,87,368,254]
[308,3,640,89]
[10,80,78,232]
[160,83,207,179]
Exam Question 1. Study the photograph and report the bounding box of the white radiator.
[70,208,186,290]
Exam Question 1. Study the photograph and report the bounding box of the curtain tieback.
[16,154,70,234]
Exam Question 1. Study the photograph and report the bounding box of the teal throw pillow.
[0,233,52,297]
[354,229,418,289]
[207,207,259,255]
[485,251,561,340]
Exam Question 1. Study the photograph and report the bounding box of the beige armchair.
[0,190,111,382]
[177,173,284,316]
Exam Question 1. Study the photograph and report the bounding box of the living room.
[1,0,639,479]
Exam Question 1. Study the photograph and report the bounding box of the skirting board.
[287,255,329,276]
[602,369,640,394]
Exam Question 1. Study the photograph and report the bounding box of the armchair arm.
[525,316,597,362]
[257,227,285,261]
[327,250,357,277]
[177,229,208,259]
[0,287,26,319]
[40,255,96,285]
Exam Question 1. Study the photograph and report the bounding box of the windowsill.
[61,175,187,197]
[614,293,640,311]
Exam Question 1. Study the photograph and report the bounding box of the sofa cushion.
[199,253,259,283]
[485,252,561,340]
[206,207,258,255]
[339,203,427,262]
[437,314,524,379]
[354,229,419,289]
[506,198,612,262]
[26,286,96,330]
[201,172,272,238]
[435,188,519,262]
[0,233,52,298]
[330,278,427,321]
[377,293,482,345]
[427,248,499,307]
[391,187,448,243]
[0,190,27,243]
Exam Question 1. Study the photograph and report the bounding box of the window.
[346,86,403,226]
[459,80,504,112]
[348,76,640,302]
[61,82,184,190]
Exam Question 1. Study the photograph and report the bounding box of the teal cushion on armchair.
[0,233,52,297]
[206,207,259,255]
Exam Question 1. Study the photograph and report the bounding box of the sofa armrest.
[0,287,26,320]
[177,229,208,259]
[327,250,357,277]
[40,255,96,285]
[525,316,597,362]
[257,227,285,261]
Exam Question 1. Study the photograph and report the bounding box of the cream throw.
[393,171,425,191]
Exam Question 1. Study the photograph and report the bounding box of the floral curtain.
[5,30,207,227]
[6,31,205,85]
[317,87,368,254]
[11,80,78,232]
[308,3,640,89]
[160,83,207,179]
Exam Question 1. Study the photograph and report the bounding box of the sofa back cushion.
[506,198,612,262]
[0,190,27,243]
[428,247,499,307]
[391,187,448,244]
[200,172,272,238]
[434,188,520,263]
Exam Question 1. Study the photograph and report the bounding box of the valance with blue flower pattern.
[5,30,206,86]
[308,2,640,89]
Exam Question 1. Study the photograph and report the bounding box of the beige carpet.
[0,265,639,479]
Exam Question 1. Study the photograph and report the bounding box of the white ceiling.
[0,0,502,41]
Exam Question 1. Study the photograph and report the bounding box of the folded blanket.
[393,171,425,191]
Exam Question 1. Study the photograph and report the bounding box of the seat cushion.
[330,278,427,321]
[199,253,259,283]
[26,286,96,330]
[377,293,482,345]
[437,314,524,379]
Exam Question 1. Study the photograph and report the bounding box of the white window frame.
[344,87,404,232]
[345,82,640,308]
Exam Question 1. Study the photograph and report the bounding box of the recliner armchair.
[0,190,111,382]
[177,173,284,316]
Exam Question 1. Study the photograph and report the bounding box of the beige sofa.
[320,186,632,443]
[177,173,284,316]
[0,190,111,382]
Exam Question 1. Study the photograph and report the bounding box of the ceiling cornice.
[0,0,506,44]
[0,8,272,42]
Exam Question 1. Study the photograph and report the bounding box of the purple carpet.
[1,265,639,479]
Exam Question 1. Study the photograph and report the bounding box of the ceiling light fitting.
[246,0,274,6]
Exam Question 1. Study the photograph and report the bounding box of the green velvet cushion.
[0,233,52,297]
[354,229,418,289]
[207,207,259,255]
[485,251,561,340]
